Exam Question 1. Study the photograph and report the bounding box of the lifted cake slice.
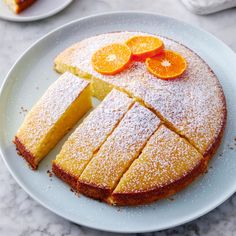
[78,103,161,201]
[52,89,134,189]
[14,72,91,169]
[111,125,205,206]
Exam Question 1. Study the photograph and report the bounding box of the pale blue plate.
[0,0,73,22]
[0,12,236,233]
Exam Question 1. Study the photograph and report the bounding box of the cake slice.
[4,0,37,14]
[14,72,91,169]
[78,103,161,201]
[111,125,205,206]
[52,89,134,189]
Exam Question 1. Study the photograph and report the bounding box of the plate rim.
[0,11,236,233]
[0,0,73,22]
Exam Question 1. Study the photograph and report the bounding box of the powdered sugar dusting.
[17,72,89,153]
[114,125,202,193]
[58,32,226,154]
[79,102,161,189]
[54,89,134,176]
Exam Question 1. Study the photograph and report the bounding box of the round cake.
[52,32,226,205]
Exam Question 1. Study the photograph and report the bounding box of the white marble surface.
[0,0,236,235]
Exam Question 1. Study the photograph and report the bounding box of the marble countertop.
[0,0,236,235]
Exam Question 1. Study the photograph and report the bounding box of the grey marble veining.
[0,0,236,235]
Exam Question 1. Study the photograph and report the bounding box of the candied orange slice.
[126,35,164,61]
[91,43,132,75]
[145,50,187,79]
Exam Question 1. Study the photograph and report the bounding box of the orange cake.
[54,32,226,157]
[78,103,161,200]
[14,72,91,169]
[14,31,227,206]
[52,89,134,189]
[4,0,37,14]
[111,125,205,205]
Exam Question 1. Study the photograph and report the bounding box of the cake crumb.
[70,188,80,197]
[168,197,175,201]
[117,207,122,212]
[20,106,28,115]
[47,170,53,177]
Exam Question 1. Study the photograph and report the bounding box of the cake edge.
[52,162,78,190]
[109,157,207,206]
[203,85,227,158]
[110,121,226,206]
[14,136,38,170]
[52,162,112,199]
[77,181,111,200]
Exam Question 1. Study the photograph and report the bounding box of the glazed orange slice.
[126,36,164,61]
[91,43,132,75]
[145,50,187,79]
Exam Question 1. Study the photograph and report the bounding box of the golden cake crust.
[203,96,227,158]
[52,163,78,190]
[14,136,37,170]
[78,181,111,200]
[110,158,207,206]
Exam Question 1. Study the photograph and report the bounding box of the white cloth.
[181,0,236,14]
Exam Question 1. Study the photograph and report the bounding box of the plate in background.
[0,12,236,233]
[0,0,73,22]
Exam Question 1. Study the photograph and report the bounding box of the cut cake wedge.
[111,125,205,205]
[78,102,161,201]
[52,89,134,189]
[14,72,91,169]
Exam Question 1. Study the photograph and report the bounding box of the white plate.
[0,0,73,22]
[0,12,236,233]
